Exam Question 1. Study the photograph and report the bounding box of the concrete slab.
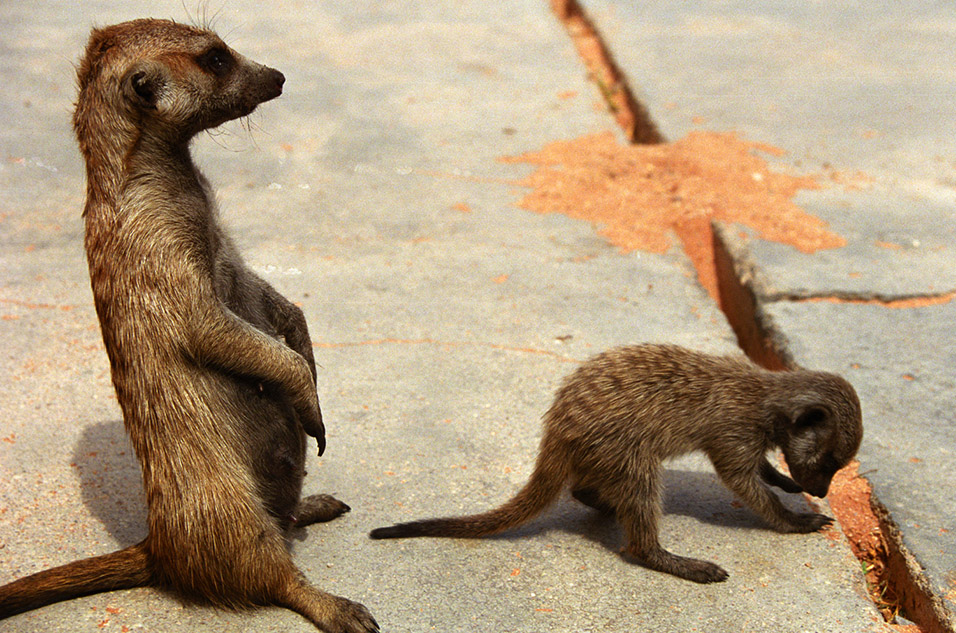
[735,188,956,300]
[579,0,956,625]
[580,0,956,297]
[1,1,885,632]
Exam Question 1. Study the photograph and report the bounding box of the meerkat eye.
[197,47,233,76]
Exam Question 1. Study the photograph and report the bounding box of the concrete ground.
[0,1,950,632]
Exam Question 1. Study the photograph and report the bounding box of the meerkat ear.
[122,63,163,110]
[773,402,829,450]
[793,405,829,430]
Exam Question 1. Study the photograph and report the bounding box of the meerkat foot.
[297,402,326,455]
[279,582,379,633]
[295,494,351,526]
[758,459,804,493]
[783,512,833,533]
[627,545,729,584]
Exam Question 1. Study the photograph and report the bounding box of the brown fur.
[0,19,377,632]
[371,344,863,583]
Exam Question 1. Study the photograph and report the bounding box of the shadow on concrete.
[71,420,147,547]
[477,467,820,557]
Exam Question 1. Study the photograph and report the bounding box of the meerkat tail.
[370,444,570,540]
[0,541,151,619]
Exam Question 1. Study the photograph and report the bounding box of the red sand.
[503,130,844,256]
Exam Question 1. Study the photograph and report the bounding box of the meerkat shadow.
[481,498,623,552]
[661,469,766,530]
[72,421,148,547]
[488,467,818,557]
[661,468,820,530]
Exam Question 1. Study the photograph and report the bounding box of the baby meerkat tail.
[0,541,152,619]
[370,436,571,540]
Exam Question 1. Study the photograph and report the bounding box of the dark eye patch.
[197,47,234,77]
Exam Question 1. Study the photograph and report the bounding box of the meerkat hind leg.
[616,468,729,584]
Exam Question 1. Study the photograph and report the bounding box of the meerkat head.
[768,372,863,498]
[75,19,284,144]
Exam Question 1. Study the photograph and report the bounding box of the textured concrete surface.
[581,0,956,624]
[0,1,920,632]
[582,0,956,297]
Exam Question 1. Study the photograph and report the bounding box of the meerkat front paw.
[786,512,834,533]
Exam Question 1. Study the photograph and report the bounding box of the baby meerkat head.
[768,371,863,498]
[76,18,284,143]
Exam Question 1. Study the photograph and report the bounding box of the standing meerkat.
[371,344,863,584]
[0,19,378,633]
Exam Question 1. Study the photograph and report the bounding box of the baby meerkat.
[0,19,377,633]
[371,344,862,584]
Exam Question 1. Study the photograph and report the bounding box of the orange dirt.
[502,130,844,301]
[827,462,901,622]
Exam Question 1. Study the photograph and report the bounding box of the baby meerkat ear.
[793,405,830,430]
[122,62,164,110]
[771,400,830,449]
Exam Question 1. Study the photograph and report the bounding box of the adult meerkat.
[371,344,862,584]
[0,19,378,633]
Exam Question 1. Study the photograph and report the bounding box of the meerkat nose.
[271,69,285,95]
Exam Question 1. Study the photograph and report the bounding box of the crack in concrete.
[770,291,956,309]
[0,298,79,312]
[550,0,662,144]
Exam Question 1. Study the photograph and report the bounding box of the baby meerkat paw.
[284,586,378,633]
[298,402,325,447]
[787,512,834,533]
[626,545,730,584]
[669,558,730,584]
